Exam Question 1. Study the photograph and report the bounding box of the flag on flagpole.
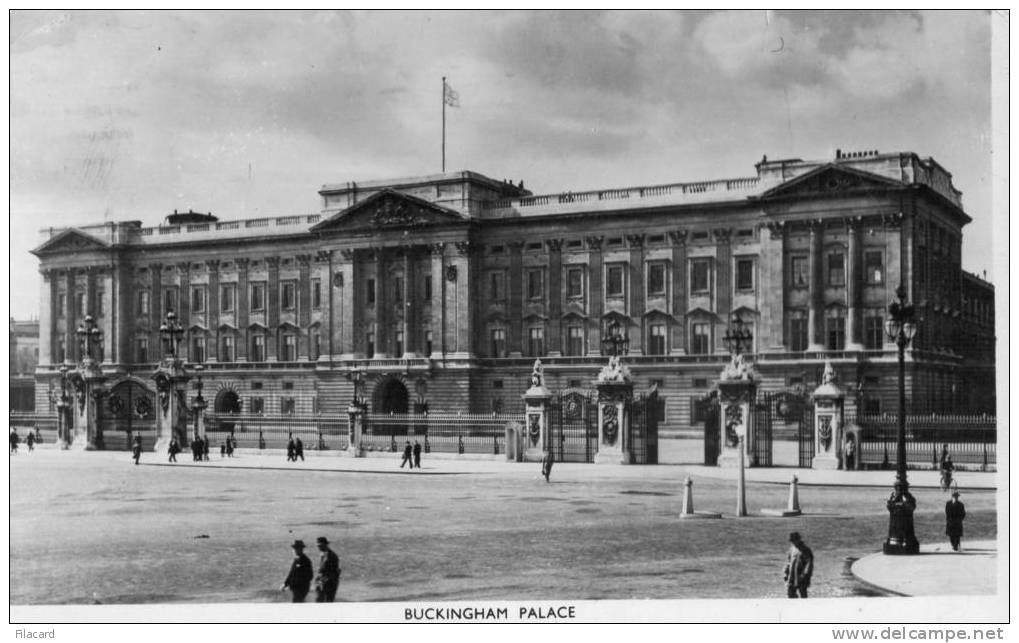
[443,80,460,108]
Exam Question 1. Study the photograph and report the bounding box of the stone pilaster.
[587,236,604,356]
[807,220,825,351]
[713,228,733,352]
[546,239,563,356]
[401,247,413,357]
[761,222,786,351]
[207,260,221,362]
[508,241,525,356]
[236,258,250,360]
[451,241,473,357]
[38,268,53,365]
[669,231,688,354]
[846,218,864,350]
[337,249,354,358]
[149,263,163,362]
[97,266,114,364]
[626,234,645,356]
[64,270,75,361]
[296,254,312,359]
[429,243,446,358]
[265,256,280,360]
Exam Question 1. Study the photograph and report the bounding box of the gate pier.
[522,359,551,462]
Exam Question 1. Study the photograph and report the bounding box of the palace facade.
[32,150,996,438]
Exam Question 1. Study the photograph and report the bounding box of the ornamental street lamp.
[192,364,208,441]
[76,314,103,363]
[56,364,71,448]
[160,310,185,359]
[347,367,367,409]
[883,284,920,555]
[602,320,629,357]
[723,313,753,356]
[723,312,754,516]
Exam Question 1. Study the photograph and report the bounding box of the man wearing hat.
[945,490,966,551]
[280,540,314,602]
[782,532,814,598]
[315,536,341,602]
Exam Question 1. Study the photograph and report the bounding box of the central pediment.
[755,164,903,200]
[310,189,468,233]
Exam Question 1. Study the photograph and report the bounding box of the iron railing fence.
[204,412,349,451]
[9,412,59,444]
[362,412,516,455]
[849,413,996,470]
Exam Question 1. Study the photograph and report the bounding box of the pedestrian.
[168,437,179,462]
[132,435,142,465]
[10,429,19,455]
[25,431,35,452]
[843,435,855,470]
[940,454,955,491]
[400,441,413,468]
[314,536,341,603]
[541,450,554,483]
[783,531,814,598]
[220,442,226,458]
[226,436,235,458]
[295,437,305,461]
[279,539,314,603]
[945,490,966,552]
[287,436,296,462]
[191,437,200,462]
[413,440,422,468]
[203,437,210,461]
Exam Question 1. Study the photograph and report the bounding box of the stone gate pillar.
[593,355,633,464]
[153,360,192,454]
[522,359,551,462]
[812,361,845,470]
[716,355,760,468]
[68,360,106,450]
[347,403,366,456]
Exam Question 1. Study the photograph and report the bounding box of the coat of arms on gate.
[602,404,618,446]
[528,413,541,446]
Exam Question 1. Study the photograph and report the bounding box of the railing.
[204,412,349,451]
[362,412,515,455]
[849,413,997,470]
[9,412,60,445]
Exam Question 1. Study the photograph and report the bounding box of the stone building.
[10,318,39,412]
[30,150,995,439]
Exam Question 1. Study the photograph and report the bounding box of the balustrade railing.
[849,413,996,470]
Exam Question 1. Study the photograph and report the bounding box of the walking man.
[10,429,19,455]
[314,536,341,602]
[413,440,422,468]
[287,436,296,462]
[541,450,554,483]
[203,437,210,461]
[843,435,855,470]
[945,490,966,551]
[132,435,143,465]
[783,531,814,598]
[400,441,413,469]
[295,437,305,461]
[226,436,235,457]
[25,431,35,452]
[280,540,314,603]
[168,437,179,463]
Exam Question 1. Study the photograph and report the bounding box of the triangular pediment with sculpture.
[31,228,110,256]
[310,189,468,234]
[756,164,903,201]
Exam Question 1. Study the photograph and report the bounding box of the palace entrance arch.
[373,377,409,414]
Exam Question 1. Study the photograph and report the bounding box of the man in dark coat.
[226,436,235,457]
[280,540,314,602]
[287,437,296,462]
[25,431,35,452]
[168,438,179,462]
[132,435,143,465]
[783,531,814,598]
[541,450,554,483]
[400,441,413,469]
[10,429,19,454]
[295,437,305,461]
[314,536,341,602]
[945,491,966,551]
[413,440,422,468]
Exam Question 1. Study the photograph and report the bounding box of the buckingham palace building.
[31,149,996,438]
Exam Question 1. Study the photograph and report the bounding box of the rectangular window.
[490,328,506,357]
[865,251,884,284]
[791,256,808,288]
[366,279,376,306]
[789,312,808,352]
[221,335,235,362]
[192,286,206,313]
[647,263,666,296]
[828,253,846,286]
[310,329,321,360]
[826,310,846,350]
[281,334,297,361]
[736,258,754,291]
[221,284,235,313]
[395,330,404,356]
[57,337,66,363]
[281,397,296,414]
[424,330,433,356]
[96,291,105,317]
[424,276,432,300]
[606,265,624,297]
[567,268,584,299]
[690,259,710,293]
[527,270,543,301]
[136,337,149,363]
[250,283,265,311]
[863,398,882,415]
[57,293,67,317]
[528,327,545,357]
[251,397,265,414]
[566,326,584,356]
[691,323,710,355]
[251,335,265,362]
[366,332,375,358]
[164,288,177,314]
[281,281,296,310]
[489,272,504,301]
[648,324,666,355]
[75,292,85,318]
[191,336,206,363]
[864,315,884,350]
[137,291,150,316]
[311,279,322,309]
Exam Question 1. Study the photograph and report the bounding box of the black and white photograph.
[8,9,1009,633]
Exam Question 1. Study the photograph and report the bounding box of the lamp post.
[882,284,919,555]
[723,312,754,516]
[76,314,103,363]
[159,310,185,359]
[192,364,207,441]
[348,367,367,409]
[602,320,629,357]
[56,364,71,448]
[722,313,753,356]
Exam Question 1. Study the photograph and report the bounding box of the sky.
[8,10,1002,319]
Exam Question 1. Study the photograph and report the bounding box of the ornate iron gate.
[627,390,662,464]
[548,390,598,463]
[752,393,774,467]
[101,379,157,450]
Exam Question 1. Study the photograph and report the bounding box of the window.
[250,335,265,362]
[424,330,433,356]
[136,337,149,363]
[251,381,263,390]
[690,323,710,355]
[75,292,85,318]
[250,283,265,311]
[607,237,623,247]
[251,397,265,414]
[606,265,624,297]
[57,337,66,363]
[791,256,808,288]
[221,284,235,313]
[566,326,584,356]
[826,309,846,350]
[647,263,666,296]
[863,398,882,415]
[692,378,709,388]
[566,268,584,298]
[789,311,808,352]
[137,291,150,316]
[528,327,545,357]
[191,336,206,363]
[828,252,845,286]
[281,334,297,361]
[492,380,504,389]
[736,258,754,291]
[690,259,710,293]
[489,272,504,301]
[366,332,375,358]
[221,335,235,362]
[192,286,206,313]
[865,314,884,350]
[394,277,403,299]
[57,293,67,317]
[865,251,884,284]
[648,324,666,355]
[280,397,295,415]
[424,276,432,300]
[490,328,506,357]
[311,279,322,309]
[366,279,376,306]
[164,288,177,314]
[394,330,404,357]
[527,270,543,301]
[281,281,296,310]
[310,328,321,360]
[96,291,105,317]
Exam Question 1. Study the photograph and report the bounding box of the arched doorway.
[373,378,409,414]
[213,389,242,433]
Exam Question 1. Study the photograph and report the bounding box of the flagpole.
[442,76,446,173]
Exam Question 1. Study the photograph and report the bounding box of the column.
[150,263,163,361]
[587,236,604,356]
[374,249,388,357]
[669,231,688,354]
[807,221,825,351]
[38,269,53,365]
[508,241,525,357]
[64,270,75,361]
[176,262,191,360]
[207,259,221,362]
[846,218,864,350]
[429,243,446,358]
[546,239,563,356]
[265,256,279,360]
[401,247,413,357]
[236,258,250,360]
[114,262,131,365]
[452,241,473,357]
[761,223,786,351]
[626,234,645,356]
[296,254,311,359]
[713,228,732,352]
[98,266,114,364]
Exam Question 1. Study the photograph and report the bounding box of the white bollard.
[681,476,694,515]
[787,475,801,513]
[736,438,748,517]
